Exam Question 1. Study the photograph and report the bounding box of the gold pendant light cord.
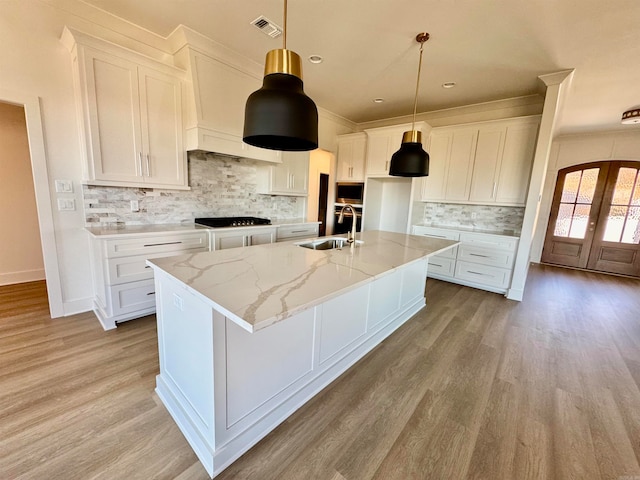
[283,0,287,49]
[411,40,425,132]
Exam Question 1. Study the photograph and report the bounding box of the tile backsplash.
[419,202,524,233]
[83,152,304,226]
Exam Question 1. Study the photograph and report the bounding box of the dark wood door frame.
[542,160,640,277]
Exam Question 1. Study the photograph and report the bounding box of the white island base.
[153,257,429,478]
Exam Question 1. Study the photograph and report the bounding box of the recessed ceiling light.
[373,98,385,103]
[442,82,456,89]
[308,55,323,64]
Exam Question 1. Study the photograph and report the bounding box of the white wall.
[0,102,45,285]
[530,130,640,261]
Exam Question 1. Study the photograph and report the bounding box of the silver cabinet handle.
[385,161,389,171]
[469,253,490,258]
[492,181,497,199]
[147,292,155,296]
[138,152,143,177]
[430,263,443,267]
[146,154,151,177]
[143,241,182,247]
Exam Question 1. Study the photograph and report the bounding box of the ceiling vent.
[250,16,283,38]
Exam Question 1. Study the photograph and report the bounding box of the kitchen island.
[147,230,458,478]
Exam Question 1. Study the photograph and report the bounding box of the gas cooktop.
[195,217,272,228]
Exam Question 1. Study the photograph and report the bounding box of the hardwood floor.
[1,266,640,479]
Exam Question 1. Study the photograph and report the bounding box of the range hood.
[171,26,282,163]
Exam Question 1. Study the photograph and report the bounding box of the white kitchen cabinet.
[89,230,209,330]
[412,226,519,294]
[256,152,309,196]
[175,48,282,163]
[421,117,539,206]
[494,121,539,204]
[336,133,367,182]
[364,122,428,178]
[211,227,277,250]
[63,29,188,189]
[276,223,320,242]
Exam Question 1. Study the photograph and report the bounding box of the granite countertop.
[147,230,458,333]
[414,223,520,238]
[86,219,320,238]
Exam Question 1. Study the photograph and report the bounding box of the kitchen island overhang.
[147,230,458,478]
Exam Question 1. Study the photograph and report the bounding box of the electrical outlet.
[471,212,478,220]
[57,198,75,211]
[130,200,139,212]
[55,179,73,193]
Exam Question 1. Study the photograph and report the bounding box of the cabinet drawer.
[109,279,156,316]
[106,247,207,285]
[455,261,512,289]
[105,232,209,258]
[458,245,515,268]
[427,256,455,277]
[276,224,319,241]
[412,227,459,259]
[459,232,518,252]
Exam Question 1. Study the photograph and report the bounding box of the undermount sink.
[296,237,363,250]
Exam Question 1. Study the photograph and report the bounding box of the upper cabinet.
[174,47,281,164]
[421,117,540,206]
[364,122,429,178]
[256,151,309,196]
[336,132,367,182]
[62,28,189,190]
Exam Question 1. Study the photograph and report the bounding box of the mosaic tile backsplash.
[83,152,305,226]
[419,202,524,233]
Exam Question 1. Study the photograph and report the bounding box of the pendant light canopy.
[243,0,318,151]
[389,33,430,177]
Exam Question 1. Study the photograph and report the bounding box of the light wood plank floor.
[2,265,640,479]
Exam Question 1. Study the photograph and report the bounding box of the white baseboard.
[0,268,45,286]
[62,297,94,316]
[506,288,524,301]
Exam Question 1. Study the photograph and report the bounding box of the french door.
[542,161,640,277]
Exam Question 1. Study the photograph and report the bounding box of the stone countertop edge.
[146,231,459,334]
[414,223,521,238]
[85,220,321,238]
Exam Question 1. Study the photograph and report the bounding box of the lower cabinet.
[275,223,320,242]
[413,225,519,294]
[211,227,277,250]
[89,230,209,330]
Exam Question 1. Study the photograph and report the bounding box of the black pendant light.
[243,0,318,151]
[389,33,430,177]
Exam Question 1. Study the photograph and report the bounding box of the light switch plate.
[57,198,75,211]
[55,180,73,193]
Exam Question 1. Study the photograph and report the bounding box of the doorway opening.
[0,102,45,286]
[317,173,329,236]
[542,160,640,277]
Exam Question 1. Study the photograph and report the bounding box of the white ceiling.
[79,0,640,135]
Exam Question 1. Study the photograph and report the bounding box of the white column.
[507,70,574,301]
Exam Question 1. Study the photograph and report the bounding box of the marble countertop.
[148,230,458,333]
[86,219,320,238]
[414,223,520,238]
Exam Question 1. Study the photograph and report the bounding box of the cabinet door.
[421,132,451,201]
[444,129,477,201]
[496,123,538,205]
[83,48,142,182]
[366,134,393,176]
[249,232,274,246]
[350,136,367,181]
[215,233,246,250]
[469,126,505,203]
[138,67,185,187]
[336,140,354,182]
[285,151,309,194]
